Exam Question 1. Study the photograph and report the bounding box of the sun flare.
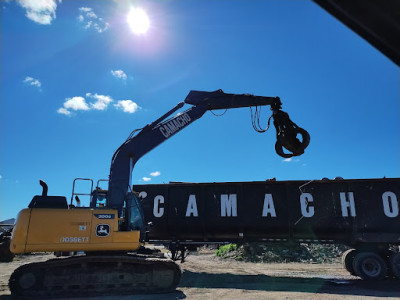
[127,7,150,35]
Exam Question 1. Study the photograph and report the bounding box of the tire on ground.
[389,252,400,279]
[341,249,357,276]
[352,252,388,281]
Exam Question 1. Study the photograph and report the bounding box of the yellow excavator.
[8,90,309,298]
[10,181,180,297]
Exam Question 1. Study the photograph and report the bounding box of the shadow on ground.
[1,272,398,299]
[0,291,187,300]
[179,271,400,297]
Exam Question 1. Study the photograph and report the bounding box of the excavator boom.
[108,89,310,213]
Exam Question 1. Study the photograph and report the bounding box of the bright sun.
[127,7,150,35]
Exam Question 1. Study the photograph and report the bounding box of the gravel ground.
[0,251,399,300]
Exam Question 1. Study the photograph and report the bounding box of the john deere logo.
[96,224,110,237]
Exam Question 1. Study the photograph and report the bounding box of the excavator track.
[9,254,181,298]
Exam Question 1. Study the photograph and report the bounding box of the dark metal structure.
[313,0,400,66]
[136,178,400,245]
[135,177,400,279]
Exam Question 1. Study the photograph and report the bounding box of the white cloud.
[57,107,71,116]
[150,171,161,177]
[58,93,139,116]
[114,100,140,114]
[282,158,300,163]
[79,7,92,13]
[87,93,113,110]
[17,0,60,25]
[78,6,109,33]
[142,177,151,182]
[111,70,127,81]
[94,21,109,33]
[64,96,90,111]
[84,20,92,29]
[86,11,97,19]
[57,96,89,115]
[23,76,41,88]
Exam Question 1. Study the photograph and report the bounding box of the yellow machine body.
[10,208,141,253]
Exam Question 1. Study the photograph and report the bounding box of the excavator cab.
[124,192,146,240]
[90,187,107,208]
[88,180,146,241]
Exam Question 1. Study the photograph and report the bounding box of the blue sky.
[1,0,399,220]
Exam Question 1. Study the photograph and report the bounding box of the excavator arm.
[107,89,310,213]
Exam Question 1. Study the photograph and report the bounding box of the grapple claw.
[273,110,310,158]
